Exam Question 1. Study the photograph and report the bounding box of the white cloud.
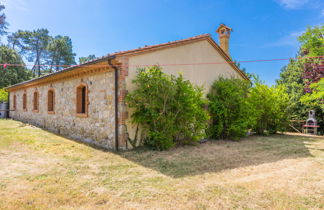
[321,9,324,16]
[276,0,310,9]
[264,30,304,47]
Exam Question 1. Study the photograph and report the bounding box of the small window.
[23,93,27,111]
[48,89,55,113]
[13,95,17,110]
[33,91,39,112]
[76,84,88,116]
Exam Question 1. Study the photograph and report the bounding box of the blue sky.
[1,0,324,84]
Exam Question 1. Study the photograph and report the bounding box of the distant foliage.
[301,78,324,110]
[207,77,255,140]
[0,45,32,88]
[0,88,8,102]
[249,84,290,135]
[79,55,96,64]
[0,4,8,42]
[126,66,209,150]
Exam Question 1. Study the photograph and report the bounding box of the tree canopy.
[277,24,324,133]
[0,4,77,89]
[47,35,76,72]
[0,45,31,89]
[7,29,77,76]
[0,4,8,42]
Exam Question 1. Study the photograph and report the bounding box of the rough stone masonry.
[9,70,117,149]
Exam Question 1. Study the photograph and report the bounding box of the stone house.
[5,24,248,150]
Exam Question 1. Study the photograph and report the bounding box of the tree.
[7,30,26,51]
[47,35,76,72]
[9,30,77,75]
[23,29,50,76]
[8,29,50,77]
[298,25,324,57]
[0,4,8,42]
[277,25,324,134]
[0,45,31,89]
[79,54,96,64]
[298,25,324,89]
[277,60,306,119]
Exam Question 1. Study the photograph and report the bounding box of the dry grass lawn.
[0,119,323,209]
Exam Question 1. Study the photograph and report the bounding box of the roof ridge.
[73,33,211,66]
[110,33,211,56]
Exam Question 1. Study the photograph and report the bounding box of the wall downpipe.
[108,57,119,151]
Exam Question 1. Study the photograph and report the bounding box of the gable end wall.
[124,39,244,146]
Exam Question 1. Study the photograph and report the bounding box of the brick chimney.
[216,24,232,55]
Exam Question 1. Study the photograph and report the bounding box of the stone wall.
[9,71,116,149]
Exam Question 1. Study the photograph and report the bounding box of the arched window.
[76,83,88,117]
[48,89,55,114]
[13,95,17,110]
[23,93,27,111]
[33,91,39,112]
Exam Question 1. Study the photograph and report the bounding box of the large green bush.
[249,84,290,135]
[0,88,8,102]
[207,77,255,140]
[126,66,209,150]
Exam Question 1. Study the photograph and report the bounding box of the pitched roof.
[111,34,211,56]
[6,34,248,90]
[106,33,248,80]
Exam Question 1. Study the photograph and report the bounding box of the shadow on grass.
[2,119,322,179]
[119,134,323,178]
[26,124,323,179]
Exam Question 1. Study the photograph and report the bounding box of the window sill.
[33,109,39,113]
[76,113,88,118]
[23,109,27,112]
[48,111,55,115]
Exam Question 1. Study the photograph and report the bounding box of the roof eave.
[5,55,116,91]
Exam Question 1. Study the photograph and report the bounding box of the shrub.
[207,77,255,140]
[300,78,324,135]
[126,66,209,150]
[0,89,8,102]
[249,83,290,135]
